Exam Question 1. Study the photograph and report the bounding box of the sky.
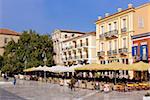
[0,0,149,34]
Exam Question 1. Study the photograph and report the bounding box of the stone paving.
[0,80,149,100]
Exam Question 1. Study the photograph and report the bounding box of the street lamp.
[23,56,27,75]
[42,51,47,79]
[42,51,47,65]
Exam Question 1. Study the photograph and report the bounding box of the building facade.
[132,3,150,63]
[96,3,150,65]
[132,33,150,63]
[62,32,96,66]
[0,28,20,55]
[52,29,85,65]
[96,4,134,64]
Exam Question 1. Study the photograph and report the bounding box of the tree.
[0,55,3,69]
[2,30,54,74]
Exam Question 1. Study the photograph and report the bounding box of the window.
[123,38,126,48]
[114,22,117,30]
[101,26,104,34]
[126,59,129,64]
[108,23,112,31]
[132,46,137,56]
[86,49,88,58]
[114,40,117,49]
[140,45,148,60]
[122,19,126,28]
[4,38,8,44]
[109,41,112,50]
[138,17,144,28]
[72,34,75,37]
[80,51,82,58]
[86,38,88,46]
[80,40,82,46]
[65,34,67,38]
[101,43,104,51]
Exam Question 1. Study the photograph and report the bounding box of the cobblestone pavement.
[0,80,149,100]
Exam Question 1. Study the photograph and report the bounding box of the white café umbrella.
[63,64,82,72]
[34,65,43,71]
[43,65,51,72]
[49,65,68,73]
[34,65,51,79]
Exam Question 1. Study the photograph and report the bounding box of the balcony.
[97,51,105,57]
[72,56,77,60]
[121,27,127,33]
[112,49,117,55]
[82,55,88,59]
[107,50,113,56]
[119,48,128,55]
[62,57,67,61]
[82,43,88,49]
[76,56,80,59]
[99,34,105,40]
[77,44,82,49]
[68,56,72,59]
[104,30,118,39]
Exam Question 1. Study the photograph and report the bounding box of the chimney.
[98,16,102,20]
[128,3,133,8]
[117,8,122,12]
[105,13,109,17]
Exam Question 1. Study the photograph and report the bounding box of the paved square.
[0,80,149,100]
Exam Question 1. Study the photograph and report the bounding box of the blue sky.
[0,0,149,34]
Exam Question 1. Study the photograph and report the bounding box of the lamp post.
[42,51,47,79]
[23,56,27,75]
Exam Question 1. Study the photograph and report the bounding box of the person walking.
[13,75,16,86]
[70,76,76,91]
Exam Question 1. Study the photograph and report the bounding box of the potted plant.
[143,92,150,100]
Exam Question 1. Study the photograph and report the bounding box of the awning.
[75,63,106,71]
[23,67,36,72]
[106,62,129,70]
[75,62,150,71]
[128,61,150,71]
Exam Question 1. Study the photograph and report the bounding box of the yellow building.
[52,29,85,65]
[62,32,96,66]
[0,28,20,55]
[96,4,134,64]
[96,3,150,65]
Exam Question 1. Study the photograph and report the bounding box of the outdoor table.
[104,84,110,92]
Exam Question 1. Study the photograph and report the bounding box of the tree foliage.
[1,30,54,74]
[0,55,3,69]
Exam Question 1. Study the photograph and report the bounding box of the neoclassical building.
[51,29,85,65]
[61,32,96,66]
[96,3,150,64]
[0,28,20,55]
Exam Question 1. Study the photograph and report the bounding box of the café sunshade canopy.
[128,61,150,71]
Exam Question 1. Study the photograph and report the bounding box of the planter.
[143,96,150,100]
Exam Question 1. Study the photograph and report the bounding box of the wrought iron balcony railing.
[107,50,113,56]
[121,27,127,33]
[119,48,128,54]
[97,51,105,57]
[104,30,118,39]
